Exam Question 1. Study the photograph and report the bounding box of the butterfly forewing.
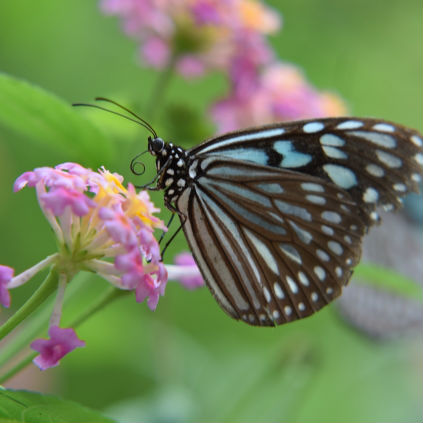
[190,117,423,226]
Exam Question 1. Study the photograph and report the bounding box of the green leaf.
[0,389,115,423]
[0,73,114,165]
[354,263,422,301]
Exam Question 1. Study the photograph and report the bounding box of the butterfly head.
[148,136,165,156]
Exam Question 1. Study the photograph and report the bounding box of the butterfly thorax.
[148,136,194,207]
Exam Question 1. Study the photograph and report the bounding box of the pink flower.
[31,326,86,370]
[0,265,14,308]
[40,188,96,216]
[212,62,348,132]
[100,0,280,77]
[141,36,170,68]
[173,253,204,290]
[14,163,167,309]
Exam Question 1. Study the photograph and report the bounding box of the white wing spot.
[311,292,319,302]
[320,133,346,146]
[306,195,326,205]
[415,153,423,166]
[303,122,324,133]
[298,302,306,311]
[328,240,343,256]
[322,146,348,160]
[344,235,352,245]
[177,179,186,187]
[275,200,312,221]
[286,276,299,294]
[372,123,395,132]
[298,271,310,286]
[167,168,175,175]
[370,211,379,221]
[188,161,198,179]
[314,266,326,281]
[316,249,330,262]
[351,131,396,148]
[376,150,402,168]
[366,163,385,177]
[259,314,267,322]
[274,141,313,168]
[289,221,313,244]
[335,266,343,277]
[326,287,334,295]
[256,182,284,194]
[321,211,342,224]
[336,120,363,130]
[284,305,292,316]
[321,225,335,235]
[350,224,358,231]
[177,159,184,167]
[411,135,423,147]
[165,178,173,187]
[274,282,285,299]
[301,182,325,192]
[272,310,280,320]
[323,164,357,189]
[363,187,379,203]
[412,173,421,182]
[248,314,255,323]
[280,244,303,264]
[383,204,394,212]
[263,287,271,303]
[393,183,407,192]
[244,229,279,274]
[346,258,353,266]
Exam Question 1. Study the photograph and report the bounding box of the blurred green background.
[0,0,421,421]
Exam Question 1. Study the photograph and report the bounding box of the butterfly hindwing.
[177,157,367,326]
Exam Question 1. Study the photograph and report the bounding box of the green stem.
[0,285,130,384]
[0,267,59,341]
[146,54,177,118]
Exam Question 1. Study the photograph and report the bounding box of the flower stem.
[0,267,59,341]
[146,54,177,119]
[0,285,130,383]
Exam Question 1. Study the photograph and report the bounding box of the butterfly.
[141,116,423,327]
[76,99,423,327]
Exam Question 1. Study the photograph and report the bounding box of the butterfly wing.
[176,157,368,326]
[189,117,423,226]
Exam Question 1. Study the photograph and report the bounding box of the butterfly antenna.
[72,102,157,137]
[95,97,158,138]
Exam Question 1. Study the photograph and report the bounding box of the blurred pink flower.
[31,326,86,370]
[172,253,204,290]
[0,265,13,308]
[212,62,348,133]
[100,0,281,77]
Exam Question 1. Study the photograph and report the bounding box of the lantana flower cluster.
[0,163,202,370]
[12,163,168,309]
[101,0,280,77]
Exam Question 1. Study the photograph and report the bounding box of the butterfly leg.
[159,198,188,260]
[135,156,172,190]
[158,213,176,245]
